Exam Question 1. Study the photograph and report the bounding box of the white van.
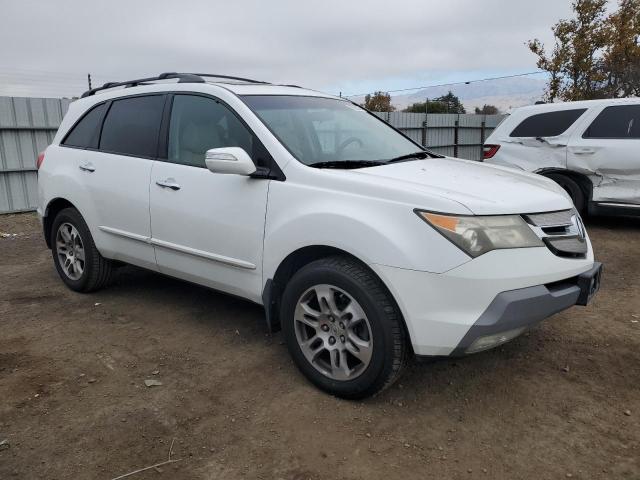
[483,98,640,216]
[37,73,601,398]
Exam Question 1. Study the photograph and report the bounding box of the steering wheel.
[336,136,363,155]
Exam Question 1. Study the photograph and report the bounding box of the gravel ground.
[0,212,638,480]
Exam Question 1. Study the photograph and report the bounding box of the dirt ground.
[0,212,638,480]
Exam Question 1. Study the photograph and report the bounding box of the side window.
[167,95,256,168]
[583,105,640,139]
[62,103,107,149]
[509,109,587,137]
[99,95,165,157]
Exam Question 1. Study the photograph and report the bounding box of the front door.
[149,94,270,302]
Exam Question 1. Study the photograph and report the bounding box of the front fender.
[262,184,471,283]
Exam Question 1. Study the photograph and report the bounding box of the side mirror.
[205,147,257,176]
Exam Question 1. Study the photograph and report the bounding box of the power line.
[0,65,112,79]
[0,71,112,98]
[343,71,547,98]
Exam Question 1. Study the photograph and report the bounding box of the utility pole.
[87,73,92,90]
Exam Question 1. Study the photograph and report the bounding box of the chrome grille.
[524,209,574,227]
[545,237,588,257]
[523,209,587,258]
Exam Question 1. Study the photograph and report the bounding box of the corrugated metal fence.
[375,112,507,160]
[0,97,70,213]
[0,96,507,214]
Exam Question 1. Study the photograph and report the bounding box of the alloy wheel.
[294,284,373,381]
[55,222,85,281]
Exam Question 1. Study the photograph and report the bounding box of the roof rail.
[80,72,205,98]
[189,73,270,84]
[80,72,271,99]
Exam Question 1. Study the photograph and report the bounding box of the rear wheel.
[51,208,114,292]
[546,173,586,213]
[280,256,407,399]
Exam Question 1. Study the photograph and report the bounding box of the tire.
[50,207,114,292]
[280,255,407,399]
[546,173,586,214]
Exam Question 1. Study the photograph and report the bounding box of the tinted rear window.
[510,109,586,137]
[62,103,107,148]
[99,95,165,157]
[583,105,640,139]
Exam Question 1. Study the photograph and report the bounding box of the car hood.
[350,157,573,215]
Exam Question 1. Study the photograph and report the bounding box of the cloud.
[0,0,573,97]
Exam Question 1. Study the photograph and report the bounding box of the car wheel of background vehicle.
[51,207,114,292]
[546,174,586,214]
[280,255,407,399]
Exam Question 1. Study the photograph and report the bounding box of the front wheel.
[280,256,407,399]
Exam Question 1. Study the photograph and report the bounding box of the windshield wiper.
[308,160,387,169]
[308,153,430,169]
[386,151,430,164]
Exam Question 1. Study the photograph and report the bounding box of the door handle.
[79,162,95,172]
[156,179,181,191]
[573,148,596,155]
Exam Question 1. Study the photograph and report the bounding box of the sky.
[0,0,578,99]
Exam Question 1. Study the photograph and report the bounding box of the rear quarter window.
[99,95,165,158]
[583,105,640,139]
[509,109,587,137]
[61,103,107,149]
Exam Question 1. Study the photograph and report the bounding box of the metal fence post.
[422,118,427,147]
[454,115,459,158]
[480,115,486,160]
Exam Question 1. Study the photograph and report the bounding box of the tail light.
[482,144,500,160]
[36,151,45,170]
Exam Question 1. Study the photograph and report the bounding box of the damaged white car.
[483,99,640,216]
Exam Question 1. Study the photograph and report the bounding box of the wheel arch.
[536,168,594,202]
[43,197,79,249]
[263,245,410,350]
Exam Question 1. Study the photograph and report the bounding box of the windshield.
[241,95,425,166]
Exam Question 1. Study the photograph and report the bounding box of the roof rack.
[80,72,270,98]
[81,72,204,98]
[190,73,270,84]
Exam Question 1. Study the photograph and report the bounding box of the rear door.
[77,94,165,270]
[149,93,271,302]
[568,103,640,205]
[486,108,587,171]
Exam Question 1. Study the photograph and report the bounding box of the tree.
[402,91,466,113]
[529,0,640,101]
[404,100,449,113]
[603,0,640,97]
[362,91,395,112]
[435,91,466,113]
[474,104,500,115]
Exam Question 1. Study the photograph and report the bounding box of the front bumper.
[451,262,602,355]
[371,246,597,356]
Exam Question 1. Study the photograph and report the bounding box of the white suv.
[483,98,640,216]
[37,73,602,398]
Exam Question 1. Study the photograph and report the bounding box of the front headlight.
[415,210,543,258]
